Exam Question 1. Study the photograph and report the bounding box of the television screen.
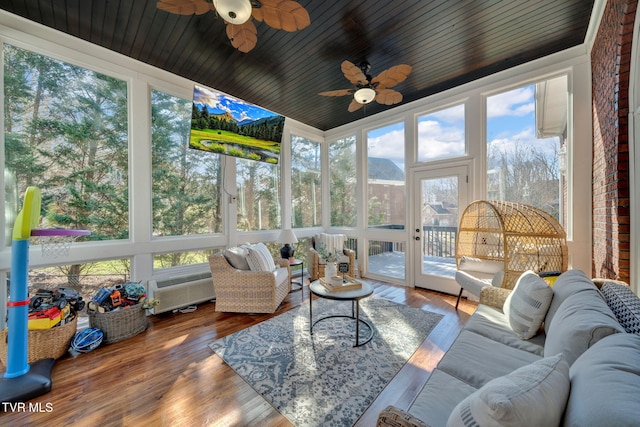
[189,84,285,164]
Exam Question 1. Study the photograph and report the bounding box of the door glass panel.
[419,176,459,278]
[367,240,405,280]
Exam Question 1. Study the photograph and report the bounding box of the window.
[367,122,405,229]
[4,44,128,244]
[291,135,321,228]
[486,77,566,221]
[153,249,220,269]
[25,259,131,310]
[237,158,281,231]
[151,90,223,238]
[329,136,357,227]
[417,104,465,162]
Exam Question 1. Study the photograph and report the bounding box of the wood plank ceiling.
[0,0,595,131]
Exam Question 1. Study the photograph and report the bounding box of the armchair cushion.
[246,242,277,272]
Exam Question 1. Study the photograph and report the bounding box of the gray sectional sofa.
[377,269,640,427]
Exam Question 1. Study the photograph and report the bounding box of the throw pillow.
[458,256,504,275]
[446,353,570,427]
[503,270,554,340]
[223,246,250,270]
[600,281,640,334]
[245,242,276,272]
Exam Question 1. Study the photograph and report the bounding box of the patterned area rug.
[209,296,443,427]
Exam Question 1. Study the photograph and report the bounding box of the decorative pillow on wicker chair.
[224,246,250,270]
[503,270,553,340]
[245,242,276,272]
[446,353,570,427]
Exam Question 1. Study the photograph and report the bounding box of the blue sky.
[193,84,281,123]
[366,84,559,169]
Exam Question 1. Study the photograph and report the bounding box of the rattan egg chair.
[455,200,568,305]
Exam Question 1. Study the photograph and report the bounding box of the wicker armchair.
[455,200,568,307]
[208,253,291,313]
[306,233,356,281]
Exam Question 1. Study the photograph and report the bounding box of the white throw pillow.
[503,270,553,340]
[245,242,276,272]
[446,353,570,427]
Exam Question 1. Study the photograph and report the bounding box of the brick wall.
[591,0,636,281]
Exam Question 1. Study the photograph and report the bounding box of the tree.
[329,136,357,227]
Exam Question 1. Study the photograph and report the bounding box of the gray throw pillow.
[446,353,570,427]
[503,270,553,340]
[223,246,250,270]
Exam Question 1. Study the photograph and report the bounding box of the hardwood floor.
[0,280,476,426]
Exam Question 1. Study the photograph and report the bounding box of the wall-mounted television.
[189,84,285,164]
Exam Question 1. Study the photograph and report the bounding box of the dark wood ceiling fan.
[319,60,412,112]
[156,0,310,53]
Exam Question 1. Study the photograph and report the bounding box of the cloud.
[417,119,465,160]
[488,126,559,158]
[487,86,534,118]
[367,128,405,168]
[424,104,465,123]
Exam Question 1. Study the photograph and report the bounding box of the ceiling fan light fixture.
[214,0,253,25]
[354,87,376,104]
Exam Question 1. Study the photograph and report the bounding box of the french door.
[412,166,468,294]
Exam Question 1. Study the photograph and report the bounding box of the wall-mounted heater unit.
[148,266,215,314]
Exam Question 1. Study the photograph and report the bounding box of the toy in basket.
[87,282,151,344]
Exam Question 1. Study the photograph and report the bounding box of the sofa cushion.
[465,305,545,356]
[437,330,541,389]
[410,370,478,427]
[544,269,602,335]
[564,333,640,427]
[544,290,624,365]
[600,281,640,334]
[245,243,276,272]
[446,353,570,427]
[223,246,250,270]
[503,271,553,340]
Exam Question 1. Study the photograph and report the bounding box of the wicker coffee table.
[309,280,374,347]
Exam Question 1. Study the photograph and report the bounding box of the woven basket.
[89,304,148,344]
[0,316,78,366]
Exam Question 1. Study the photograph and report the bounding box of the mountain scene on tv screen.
[189,85,284,164]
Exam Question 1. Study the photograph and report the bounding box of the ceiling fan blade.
[226,21,258,53]
[348,99,364,112]
[372,64,412,89]
[318,89,354,97]
[253,0,311,32]
[375,88,403,105]
[156,0,212,15]
[341,60,367,85]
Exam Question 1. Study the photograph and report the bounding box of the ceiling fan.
[319,60,412,112]
[156,0,311,53]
